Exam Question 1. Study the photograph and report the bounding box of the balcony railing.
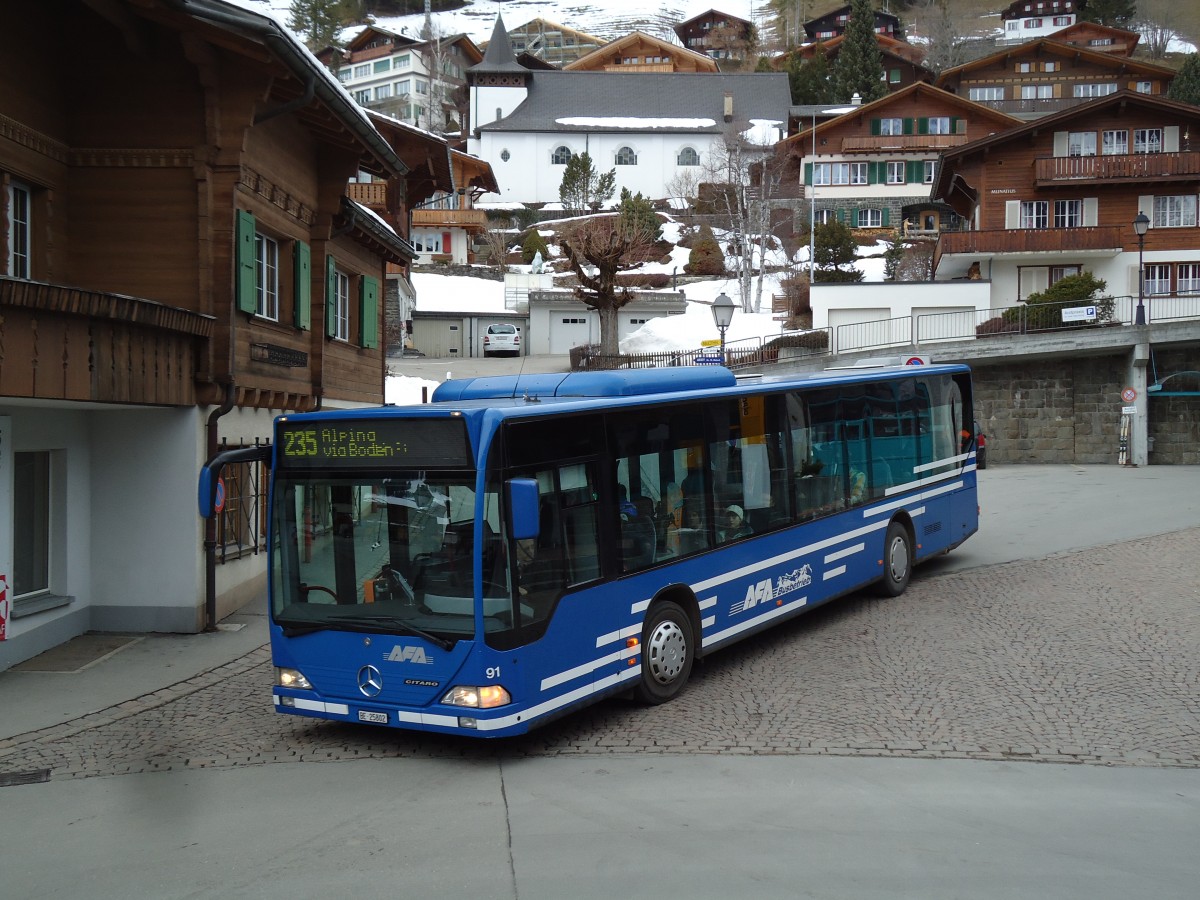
[841,134,968,153]
[934,225,1124,270]
[410,208,489,229]
[972,96,1085,117]
[1035,151,1200,185]
[346,182,388,208]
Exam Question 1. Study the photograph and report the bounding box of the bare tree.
[665,166,702,211]
[481,220,515,273]
[908,0,974,74]
[558,216,658,356]
[1136,0,1180,60]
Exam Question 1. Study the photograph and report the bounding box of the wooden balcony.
[411,207,489,230]
[346,182,388,209]
[934,225,1125,271]
[601,63,677,73]
[1035,151,1200,186]
[972,96,1083,118]
[841,134,968,153]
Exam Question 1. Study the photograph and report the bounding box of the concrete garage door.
[549,314,594,355]
[412,320,464,358]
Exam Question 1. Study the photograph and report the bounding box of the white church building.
[466,16,792,206]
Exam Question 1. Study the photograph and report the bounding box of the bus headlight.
[441,684,511,709]
[275,667,313,690]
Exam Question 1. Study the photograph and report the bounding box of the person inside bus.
[665,503,706,556]
[720,504,753,543]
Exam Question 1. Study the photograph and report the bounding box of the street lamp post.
[711,292,736,365]
[1133,211,1149,326]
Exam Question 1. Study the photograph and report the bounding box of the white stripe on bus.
[824,542,864,563]
[275,696,349,716]
[541,644,640,691]
[475,666,643,732]
[395,710,460,728]
[702,594,809,648]
[912,452,971,474]
[823,565,847,581]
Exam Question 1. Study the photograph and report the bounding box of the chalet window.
[1054,199,1082,228]
[1050,265,1082,283]
[1068,132,1097,156]
[396,54,411,68]
[414,80,428,95]
[1089,38,1113,46]
[889,69,901,84]
[1025,18,1042,27]
[969,87,1004,101]
[353,64,370,78]
[857,208,883,228]
[395,79,411,95]
[886,161,906,184]
[923,160,937,183]
[552,146,573,165]
[813,163,832,186]
[1103,130,1128,155]
[1135,81,1152,94]
[373,59,391,74]
[926,117,952,134]
[338,68,351,82]
[1020,200,1049,229]
[255,233,279,321]
[1053,16,1071,25]
[6,179,30,279]
[1021,85,1053,100]
[374,84,392,100]
[1017,62,1033,73]
[1178,263,1200,294]
[1006,21,1019,31]
[677,147,700,166]
[849,163,869,185]
[1074,83,1117,98]
[878,117,904,135]
[1134,129,1162,154]
[616,147,638,166]
[1152,195,1197,228]
[831,163,852,185]
[1144,264,1171,295]
[814,209,833,224]
[332,267,350,341]
[354,89,370,104]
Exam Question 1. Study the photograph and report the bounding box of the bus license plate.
[358,710,388,724]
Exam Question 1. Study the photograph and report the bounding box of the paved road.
[1,465,1198,899]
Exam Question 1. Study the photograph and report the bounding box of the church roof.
[472,14,528,75]
[478,72,792,135]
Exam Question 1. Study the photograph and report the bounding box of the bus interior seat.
[621,516,656,570]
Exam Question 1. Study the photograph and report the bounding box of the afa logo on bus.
[731,564,813,615]
[386,644,434,664]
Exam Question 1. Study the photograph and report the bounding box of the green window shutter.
[294,241,311,330]
[918,117,929,135]
[836,208,845,224]
[236,210,257,314]
[360,275,380,349]
[870,118,881,136]
[951,116,962,135]
[906,160,921,183]
[804,162,813,185]
[882,208,891,227]
[903,118,914,135]
[325,255,337,336]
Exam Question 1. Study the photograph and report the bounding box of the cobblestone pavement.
[2,528,1198,780]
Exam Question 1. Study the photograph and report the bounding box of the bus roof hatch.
[432,367,737,402]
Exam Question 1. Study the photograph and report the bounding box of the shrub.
[521,229,550,264]
[615,273,671,288]
[684,225,726,276]
[1002,272,1114,331]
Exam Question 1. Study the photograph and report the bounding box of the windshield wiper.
[326,614,457,651]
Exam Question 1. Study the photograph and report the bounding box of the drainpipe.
[203,381,237,632]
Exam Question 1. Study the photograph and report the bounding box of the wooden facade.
[936,39,1176,120]
[804,4,901,41]
[564,32,720,73]
[673,10,755,62]
[774,34,933,95]
[1048,21,1140,56]
[931,92,1200,289]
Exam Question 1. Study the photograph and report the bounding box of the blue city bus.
[199,364,979,737]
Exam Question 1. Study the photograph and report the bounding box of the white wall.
[813,281,994,330]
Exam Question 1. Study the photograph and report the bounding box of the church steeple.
[470,14,528,79]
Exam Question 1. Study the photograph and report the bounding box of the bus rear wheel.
[879,520,912,597]
[634,601,694,704]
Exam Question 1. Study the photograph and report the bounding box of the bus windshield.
[270,471,511,642]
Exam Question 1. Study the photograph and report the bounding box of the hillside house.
[564,32,720,73]
[999,0,1082,43]
[674,10,756,63]
[804,4,902,42]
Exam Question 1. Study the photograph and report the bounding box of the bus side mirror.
[506,477,540,541]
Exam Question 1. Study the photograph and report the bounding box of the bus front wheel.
[879,521,912,597]
[634,601,694,704]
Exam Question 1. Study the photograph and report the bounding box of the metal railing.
[572,329,833,371]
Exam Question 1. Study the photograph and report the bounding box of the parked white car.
[483,323,521,357]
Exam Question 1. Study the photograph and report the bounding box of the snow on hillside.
[222,0,764,45]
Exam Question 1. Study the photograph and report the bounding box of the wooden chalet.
[930,91,1200,303]
[0,0,425,669]
[673,9,755,62]
[563,31,719,73]
[804,4,902,42]
[776,33,933,93]
[501,18,606,67]
[778,83,1021,233]
[1048,21,1141,56]
[935,38,1176,121]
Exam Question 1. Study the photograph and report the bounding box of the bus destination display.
[277,417,470,469]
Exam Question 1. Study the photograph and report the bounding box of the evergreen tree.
[1167,53,1200,106]
[1078,0,1137,28]
[616,188,662,244]
[289,0,347,53]
[558,152,617,215]
[521,229,550,264]
[789,46,834,105]
[829,0,887,104]
[813,220,863,282]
